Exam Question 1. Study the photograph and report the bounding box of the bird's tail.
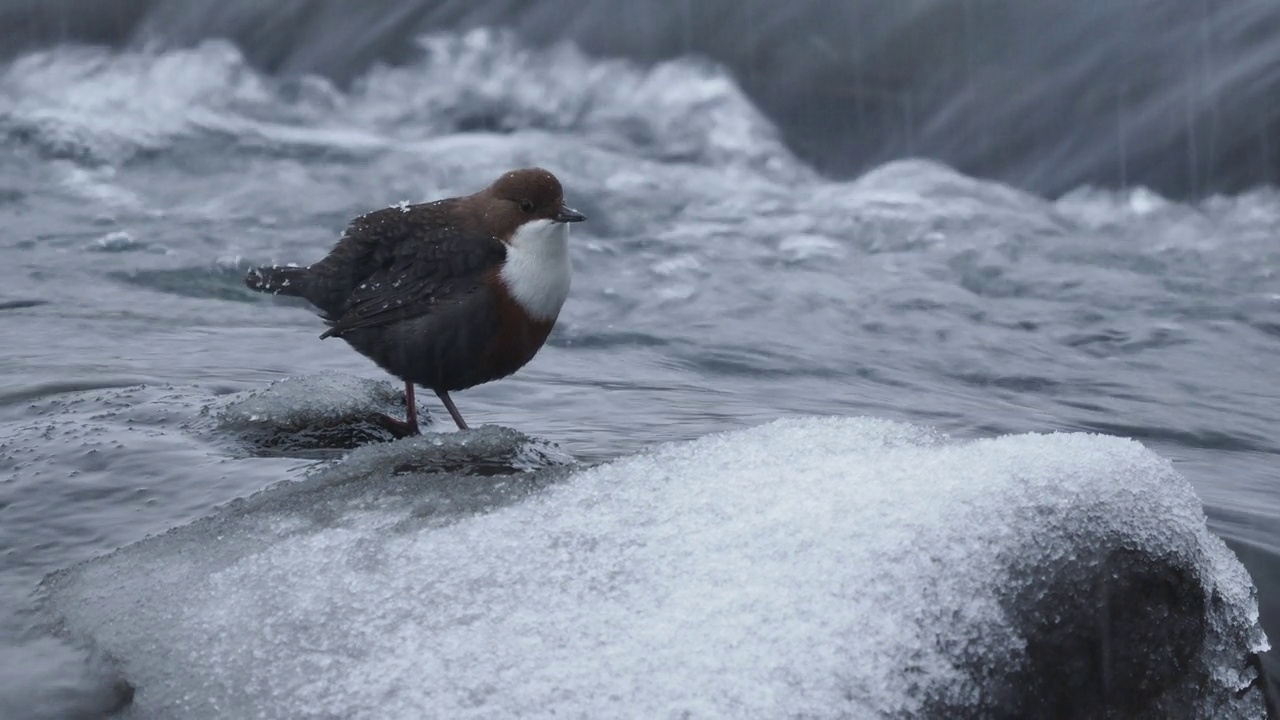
[245,265,310,297]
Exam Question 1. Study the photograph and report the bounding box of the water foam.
[0,29,805,180]
[0,40,275,164]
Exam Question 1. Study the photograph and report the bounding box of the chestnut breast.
[477,270,557,381]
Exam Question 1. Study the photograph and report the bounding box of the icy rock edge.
[39,417,1270,719]
[211,371,427,454]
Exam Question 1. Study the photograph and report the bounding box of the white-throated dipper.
[245,168,585,435]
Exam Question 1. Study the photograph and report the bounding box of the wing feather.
[316,204,506,339]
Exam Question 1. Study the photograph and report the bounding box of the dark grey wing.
[319,226,506,339]
[302,199,467,316]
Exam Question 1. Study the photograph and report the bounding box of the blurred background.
[3,0,1279,196]
[1,0,1278,715]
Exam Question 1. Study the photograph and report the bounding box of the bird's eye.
[519,199,534,214]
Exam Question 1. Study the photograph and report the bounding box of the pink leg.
[373,383,421,438]
[404,382,419,433]
[435,390,469,430]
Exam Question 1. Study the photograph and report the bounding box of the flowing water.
[1,2,1279,715]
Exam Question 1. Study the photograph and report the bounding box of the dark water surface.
[1,5,1279,715]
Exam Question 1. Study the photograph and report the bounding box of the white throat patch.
[499,219,572,321]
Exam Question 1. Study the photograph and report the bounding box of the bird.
[244,167,585,435]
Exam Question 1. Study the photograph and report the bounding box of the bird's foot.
[373,413,420,439]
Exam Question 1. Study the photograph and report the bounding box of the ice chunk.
[212,372,430,454]
[312,425,576,480]
[39,417,1269,718]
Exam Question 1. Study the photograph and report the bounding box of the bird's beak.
[555,205,586,223]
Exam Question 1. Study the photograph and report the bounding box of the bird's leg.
[435,389,469,430]
[372,382,421,438]
[404,381,419,433]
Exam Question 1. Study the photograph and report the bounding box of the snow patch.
[40,417,1268,718]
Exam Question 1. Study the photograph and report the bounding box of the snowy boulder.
[40,417,1269,718]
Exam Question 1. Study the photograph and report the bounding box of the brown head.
[471,168,586,240]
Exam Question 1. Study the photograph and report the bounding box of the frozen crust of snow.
[40,416,1269,718]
